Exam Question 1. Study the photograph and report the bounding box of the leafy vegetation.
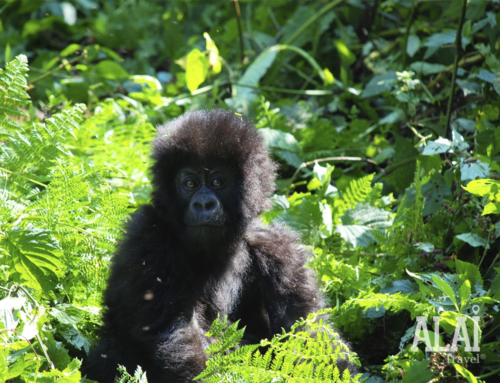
[0,0,499,382]
[195,311,359,383]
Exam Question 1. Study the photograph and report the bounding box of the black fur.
[83,109,356,382]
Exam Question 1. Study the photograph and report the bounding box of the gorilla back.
[83,109,357,382]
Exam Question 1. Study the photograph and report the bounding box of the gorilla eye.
[185,180,197,188]
[211,178,223,187]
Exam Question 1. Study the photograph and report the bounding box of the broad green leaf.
[431,275,458,310]
[226,46,279,113]
[471,18,489,34]
[494,69,500,96]
[0,297,25,337]
[129,75,163,92]
[281,6,316,47]
[406,35,420,57]
[2,225,64,291]
[470,296,497,305]
[483,202,500,215]
[238,46,279,88]
[307,177,322,191]
[424,30,457,47]
[58,325,91,353]
[422,173,451,215]
[333,40,356,66]
[340,203,392,227]
[463,179,500,196]
[323,68,334,84]
[312,163,333,186]
[61,1,77,25]
[273,149,303,168]
[459,158,490,181]
[275,197,327,245]
[4,354,24,380]
[477,69,495,83]
[380,280,419,295]
[20,306,44,340]
[335,224,374,248]
[51,306,83,325]
[204,32,221,74]
[401,359,436,382]
[451,129,470,153]
[459,280,471,311]
[336,203,392,248]
[456,233,489,249]
[454,364,478,383]
[414,243,434,252]
[361,71,397,98]
[410,61,446,75]
[422,138,452,155]
[439,312,481,343]
[423,30,456,58]
[95,60,129,81]
[60,44,81,57]
[37,357,82,382]
[100,46,123,61]
[456,118,476,132]
[186,49,208,92]
[455,259,483,290]
[457,79,481,96]
[4,43,11,63]
[258,128,301,152]
[490,273,500,297]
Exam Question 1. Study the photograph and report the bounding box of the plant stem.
[372,155,420,183]
[484,251,500,277]
[236,82,332,96]
[428,54,483,89]
[283,0,345,46]
[477,366,500,379]
[0,166,47,188]
[444,0,468,138]
[232,0,245,63]
[367,0,380,36]
[402,0,419,70]
[28,52,86,87]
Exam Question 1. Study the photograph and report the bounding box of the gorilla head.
[150,109,277,252]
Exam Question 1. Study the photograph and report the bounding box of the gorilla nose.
[191,194,219,214]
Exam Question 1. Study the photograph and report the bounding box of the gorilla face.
[175,165,241,250]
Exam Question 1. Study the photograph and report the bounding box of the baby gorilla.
[83,109,356,382]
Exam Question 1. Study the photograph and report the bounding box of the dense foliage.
[0,0,499,382]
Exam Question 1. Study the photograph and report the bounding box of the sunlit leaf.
[2,225,65,291]
[186,49,208,92]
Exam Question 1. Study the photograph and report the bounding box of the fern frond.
[0,54,30,131]
[342,174,374,208]
[197,313,362,383]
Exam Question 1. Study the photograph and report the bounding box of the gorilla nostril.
[205,200,217,212]
[192,201,204,212]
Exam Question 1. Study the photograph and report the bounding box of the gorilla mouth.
[188,223,224,227]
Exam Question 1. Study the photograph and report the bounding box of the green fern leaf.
[342,174,375,208]
[2,224,65,291]
[0,54,30,127]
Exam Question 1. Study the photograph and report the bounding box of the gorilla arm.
[246,222,322,334]
[83,205,207,382]
[247,222,359,375]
